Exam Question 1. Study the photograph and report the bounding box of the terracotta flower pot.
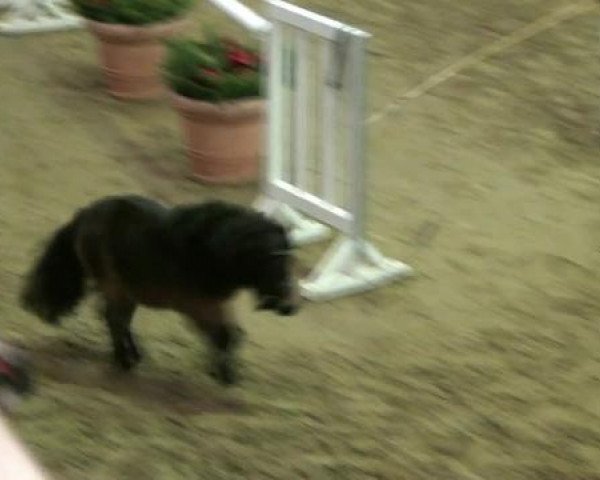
[170,92,265,185]
[87,18,188,100]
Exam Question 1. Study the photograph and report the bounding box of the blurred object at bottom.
[0,339,33,413]
[0,415,50,480]
[0,340,46,479]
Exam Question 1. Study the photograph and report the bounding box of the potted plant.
[71,0,195,100]
[163,34,264,185]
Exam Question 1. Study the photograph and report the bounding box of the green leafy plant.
[70,0,195,25]
[163,34,262,102]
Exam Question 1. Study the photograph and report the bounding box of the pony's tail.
[20,217,85,325]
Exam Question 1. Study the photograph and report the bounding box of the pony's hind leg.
[102,300,140,370]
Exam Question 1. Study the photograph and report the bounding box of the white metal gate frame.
[255,0,412,301]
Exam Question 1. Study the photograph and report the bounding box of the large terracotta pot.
[170,92,265,185]
[87,18,188,100]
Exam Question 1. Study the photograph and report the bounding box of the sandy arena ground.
[0,0,599,478]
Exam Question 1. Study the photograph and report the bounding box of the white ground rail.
[0,0,82,35]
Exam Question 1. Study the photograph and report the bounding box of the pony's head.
[175,201,301,316]
[252,231,298,316]
[233,216,299,316]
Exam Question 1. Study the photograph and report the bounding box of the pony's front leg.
[187,301,244,386]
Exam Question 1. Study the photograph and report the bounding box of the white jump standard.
[255,0,413,301]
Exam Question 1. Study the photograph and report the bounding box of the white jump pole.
[206,0,271,33]
[0,0,82,35]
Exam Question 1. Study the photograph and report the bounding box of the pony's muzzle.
[277,302,298,316]
[257,295,300,316]
[257,277,301,316]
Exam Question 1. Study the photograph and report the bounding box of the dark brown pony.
[20,195,299,385]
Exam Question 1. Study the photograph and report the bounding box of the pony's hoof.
[44,315,60,326]
[114,352,141,371]
[209,362,238,386]
[128,345,143,363]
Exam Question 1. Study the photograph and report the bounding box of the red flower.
[0,358,14,378]
[228,48,258,69]
[199,67,220,80]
